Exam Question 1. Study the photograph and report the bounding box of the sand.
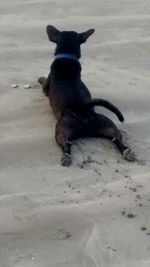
[0,0,150,266]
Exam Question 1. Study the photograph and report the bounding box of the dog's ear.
[46,25,60,43]
[79,29,95,44]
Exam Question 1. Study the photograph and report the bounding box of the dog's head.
[46,25,95,58]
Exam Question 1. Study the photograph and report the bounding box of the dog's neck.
[51,52,81,78]
[54,53,79,61]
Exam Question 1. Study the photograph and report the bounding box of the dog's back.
[49,58,92,118]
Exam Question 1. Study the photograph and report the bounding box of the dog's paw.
[122,148,135,162]
[61,153,72,167]
[38,76,46,85]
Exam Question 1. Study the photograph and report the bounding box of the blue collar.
[54,53,79,61]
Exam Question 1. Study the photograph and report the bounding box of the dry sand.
[0,0,150,266]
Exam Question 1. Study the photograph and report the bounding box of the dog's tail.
[83,98,124,122]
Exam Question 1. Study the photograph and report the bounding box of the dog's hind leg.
[55,112,88,166]
[55,128,72,166]
[88,113,135,161]
[55,114,78,166]
[110,130,135,161]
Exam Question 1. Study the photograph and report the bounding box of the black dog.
[39,25,135,166]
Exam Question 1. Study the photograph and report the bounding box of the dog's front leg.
[38,73,51,97]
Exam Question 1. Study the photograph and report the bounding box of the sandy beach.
[0,0,150,266]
